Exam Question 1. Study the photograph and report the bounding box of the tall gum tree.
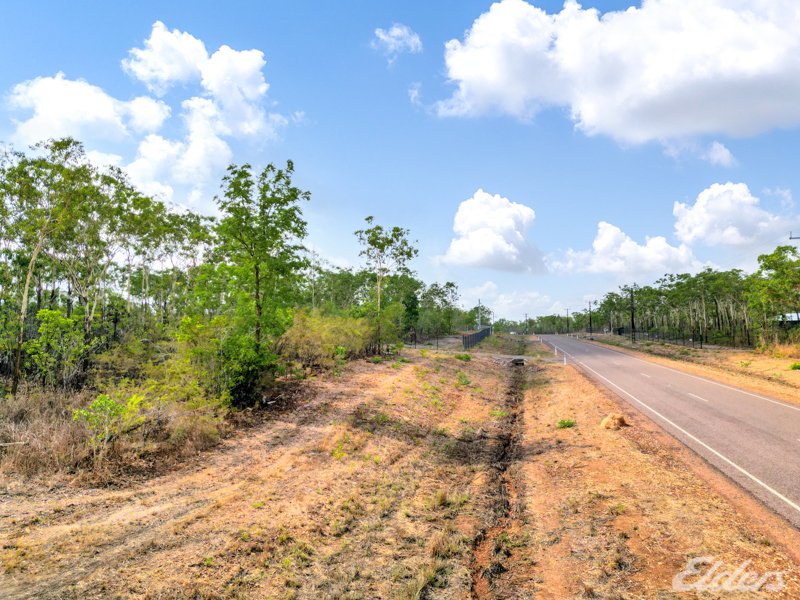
[355,216,418,352]
[215,160,309,349]
[0,138,91,396]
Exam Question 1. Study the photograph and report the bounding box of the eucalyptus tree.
[47,168,153,351]
[749,245,800,341]
[215,160,309,348]
[418,282,460,337]
[355,216,418,350]
[0,138,94,394]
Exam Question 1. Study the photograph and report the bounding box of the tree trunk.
[126,254,132,314]
[253,263,262,347]
[12,237,45,396]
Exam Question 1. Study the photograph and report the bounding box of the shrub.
[25,309,87,389]
[73,393,144,465]
[557,419,576,429]
[454,353,471,362]
[790,362,800,371]
[278,309,370,369]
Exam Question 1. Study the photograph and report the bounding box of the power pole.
[629,287,636,344]
[588,300,595,339]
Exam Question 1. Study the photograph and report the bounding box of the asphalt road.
[539,334,800,528]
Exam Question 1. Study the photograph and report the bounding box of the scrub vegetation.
[0,138,489,478]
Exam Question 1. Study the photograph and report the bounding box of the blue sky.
[2,1,800,319]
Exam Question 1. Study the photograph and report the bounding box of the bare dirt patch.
[485,351,800,598]
[0,350,517,599]
[3,335,799,599]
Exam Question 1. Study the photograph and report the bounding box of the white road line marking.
[640,372,651,378]
[687,392,709,402]
[576,359,800,517]
[553,337,800,414]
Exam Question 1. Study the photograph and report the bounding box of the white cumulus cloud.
[9,73,129,144]
[5,21,293,210]
[702,141,737,167]
[437,0,800,144]
[122,21,208,95]
[372,23,423,64]
[126,96,171,133]
[440,189,544,272]
[551,221,700,276]
[464,280,558,319]
[674,182,791,247]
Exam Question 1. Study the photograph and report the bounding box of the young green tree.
[354,216,418,351]
[215,160,309,348]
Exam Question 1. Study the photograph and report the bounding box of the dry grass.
[0,383,229,485]
[0,387,90,477]
[763,342,800,359]
[3,339,800,599]
[0,349,509,598]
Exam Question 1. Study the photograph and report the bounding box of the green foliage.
[789,362,800,371]
[73,393,144,463]
[557,419,577,429]
[278,309,370,370]
[355,216,418,351]
[176,314,270,406]
[215,160,309,348]
[25,309,87,388]
[454,353,471,362]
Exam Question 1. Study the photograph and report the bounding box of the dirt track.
[2,337,799,598]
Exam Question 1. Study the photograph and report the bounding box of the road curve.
[539,334,800,529]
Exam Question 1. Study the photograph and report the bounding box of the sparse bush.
[278,309,370,370]
[454,353,470,362]
[25,309,87,389]
[557,419,577,429]
[609,502,627,515]
[789,362,800,370]
[73,393,144,466]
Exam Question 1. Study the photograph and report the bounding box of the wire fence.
[462,326,492,350]
[606,327,706,348]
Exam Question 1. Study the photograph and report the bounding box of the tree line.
[0,138,493,400]
[0,138,489,472]
[531,251,800,347]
